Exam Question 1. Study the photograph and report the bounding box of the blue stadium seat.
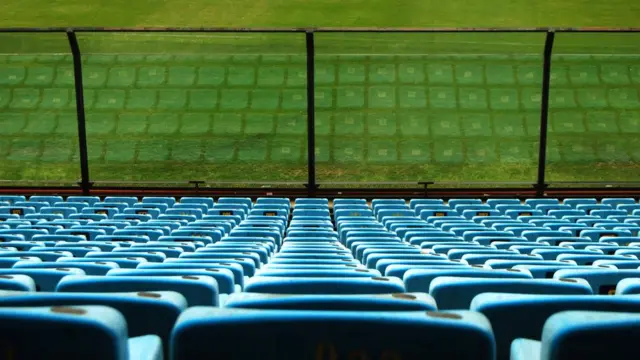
[167,258,256,276]
[404,268,532,292]
[0,305,162,360]
[138,262,244,288]
[31,245,100,257]
[0,290,184,356]
[554,268,640,294]
[0,196,26,205]
[616,278,640,294]
[107,268,236,294]
[171,307,495,360]
[0,267,84,291]
[15,260,119,275]
[142,197,175,207]
[66,196,100,206]
[244,276,405,294]
[512,264,582,279]
[87,251,166,263]
[0,274,36,291]
[429,277,592,309]
[58,257,148,269]
[256,268,381,278]
[510,310,640,360]
[384,262,470,278]
[223,292,437,311]
[57,275,219,306]
[473,293,640,360]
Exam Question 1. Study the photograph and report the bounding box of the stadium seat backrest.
[244,276,405,294]
[107,268,235,295]
[0,290,184,357]
[429,277,592,310]
[0,274,36,291]
[0,305,133,360]
[404,268,532,292]
[511,311,640,360]
[223,292,437,311]
[171,307,495,360]
[57,275,219,306]
[471,293,640,360]
[0,268,85,291]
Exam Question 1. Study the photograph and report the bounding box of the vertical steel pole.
[66,30,92,195]
[536,30,556,197]
[305,31,317,197]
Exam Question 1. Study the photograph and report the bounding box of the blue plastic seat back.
[94,202,129,213]
[229,229,281,245]
[0,305,133,360]
[138,262,245,288]
[31,246,100,257]
[0,268,85,291]
[522,311,640,360]
[123,207,161,219]
[172,229,222,243]
[113,229,163,242]
[554,269,640,294]
[223,292,437,311]
[430,277,592,310]
[166,208,203,219]
[0,228,46,240]
[472,293,640,360]
[410,199,445,209]
[180,197,215,209]
[102,196,138,207]
[616,278,640,294]
[170,258,256,276]
[57,228,106,240]
[0,290,184,357]
[333,198,367,206]
[204,245,269,263]
[15,201,50,212]
[217,197,252,209]
[384,262,469,278]
[57,275,219,306]
[420,209,457,220]
[581,229,633,241]
[15,260,119,276]
[142,197,175,207]
[113,213,151,223]
[40,206,79,217]
[334,209,374,220]
[0,196,26,205]
[0,274,36,291]
[404,268,532,292]
[81,207,119,218]
[107,268,235,294]
[66,196,100,206]
[171,307,495,360]
[88,251,166,263]
[257,269,380,279]
[506,209,543,219]
[244,276,405,294]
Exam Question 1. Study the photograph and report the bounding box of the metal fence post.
[66,30,92,195]
[305,30,317,197]
[535,30,556,197]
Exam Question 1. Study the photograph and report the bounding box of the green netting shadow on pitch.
[546,33,640,184]
[314,32,545,184]
[0,33,80,185]
[76,32,308,185]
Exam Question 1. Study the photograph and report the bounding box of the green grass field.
[0,1,639,187]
